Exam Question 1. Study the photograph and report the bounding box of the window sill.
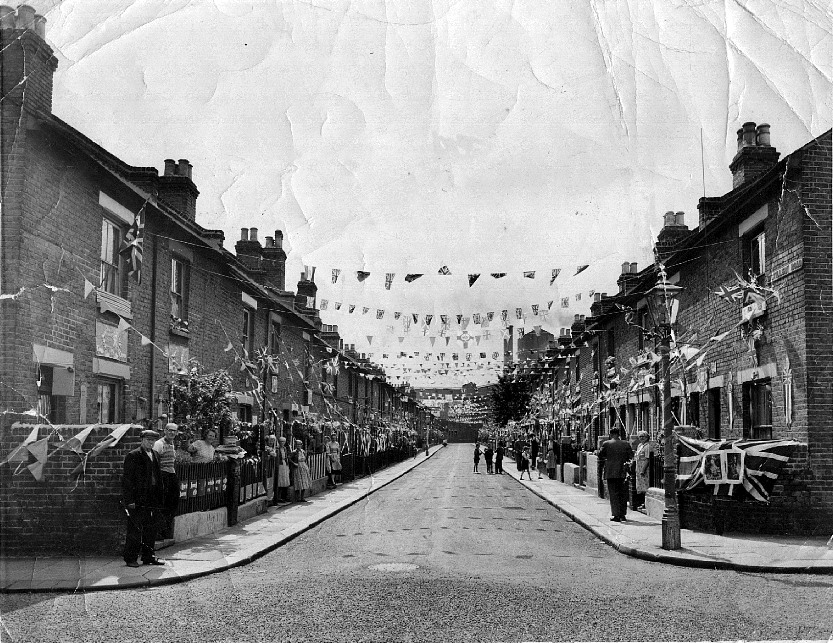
[96,289,132,320]
[170,325,190,339]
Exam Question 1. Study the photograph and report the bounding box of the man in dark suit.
[598,427,634,522]
[122,429,166,567]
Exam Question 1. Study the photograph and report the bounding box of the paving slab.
[501,463,833,574]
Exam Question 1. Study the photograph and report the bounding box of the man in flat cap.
[122,429,165,567]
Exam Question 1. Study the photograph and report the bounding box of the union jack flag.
[677,435,800,502]
[120,204,145,283]
[713,283,743,303]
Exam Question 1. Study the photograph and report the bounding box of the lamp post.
[646,272,683,550]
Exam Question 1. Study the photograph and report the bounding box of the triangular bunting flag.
[523,271,535,279]
[491,273,506,279]
[141,335,153,346]
[57,426,96,455]
[349,304,355,313]
[363,307,369,314]
[550,268,561,285]
[367,336,373,345]
[357,271,370,282]
[83,278,95,299]
[575,264,589,275]
[438,266,451,275]
[468,274,480,287]
[385,273,395,290]
[1,425,40,465]
[404,274,423,282]
[332,268,341,284]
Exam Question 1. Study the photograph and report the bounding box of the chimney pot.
[621,262,630,275]
[675,211,685,225]
[602,293,607,298]
[756,123,771,146]
[164,159,176,176]
[736,128,744,152]
[0,6,15,30]
[664,211,675,227]
[274,230,283,248]
[177,159,190,178]
[629,262,638,273]
[15,5,35,30]
[594,293,601,302]
[742,121,757,147]
[265,236,274,248]
[249,227,258,242]
[240,228,248,241]
[33,13,44,37]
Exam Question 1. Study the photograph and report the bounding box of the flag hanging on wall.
[120,203,145,284]
[332,268,341,284]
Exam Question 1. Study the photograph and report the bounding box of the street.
[2,443,832,642]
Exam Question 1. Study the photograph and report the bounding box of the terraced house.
[0,9,428,554]
[517,123,832,537]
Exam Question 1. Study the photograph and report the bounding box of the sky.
[27,0,833,387]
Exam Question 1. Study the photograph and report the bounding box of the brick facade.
[515,126,832,536]
[0,15,429,555]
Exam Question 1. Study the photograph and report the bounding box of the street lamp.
[646,272,683,550]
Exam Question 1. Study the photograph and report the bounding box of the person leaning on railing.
[189,428,218,463]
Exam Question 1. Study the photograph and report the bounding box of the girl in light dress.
[290,439,313,501]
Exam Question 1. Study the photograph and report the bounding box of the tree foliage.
[490,374,531,427]
[170,365,235,440]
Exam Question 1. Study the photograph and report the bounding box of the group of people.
[121,423,345,568]
[499,427,654,523]
[472,442,505,474]
[511,435,559,481]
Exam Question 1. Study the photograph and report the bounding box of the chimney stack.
[295,271,318,313]
[157,158,199,220]
[729,121,779,189]
[617,262,639,294]
[234,225,264,275]
[655,211,690,263]
[0,5,57,116]
[261,228,287,291]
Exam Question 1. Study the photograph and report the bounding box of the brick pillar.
[227,459,241,526]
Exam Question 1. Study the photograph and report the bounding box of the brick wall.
[0,424,139,555]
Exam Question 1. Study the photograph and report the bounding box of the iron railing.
[175,461,228,516]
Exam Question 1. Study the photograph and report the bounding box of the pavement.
[501,460,833,574]
[3,445,832,595]
[0,445,444,593]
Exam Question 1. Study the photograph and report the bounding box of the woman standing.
[289,439,313,501]
[546,442,557,479]
[633,431,653,510]
[519,446,532,480]
[473,442,482,473]
[188,428,217,463]
[275,436,291,503]
[325,434,342,489]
